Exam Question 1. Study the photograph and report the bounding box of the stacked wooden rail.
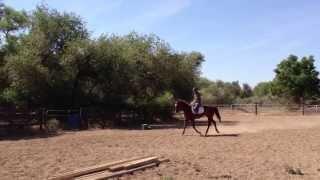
[49,156,169,180]
[0,106,42,129]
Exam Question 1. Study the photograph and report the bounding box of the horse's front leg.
[191,119,202,136]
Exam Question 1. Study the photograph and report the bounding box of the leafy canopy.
[273,55,320,103]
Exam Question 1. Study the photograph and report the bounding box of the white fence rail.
[210,104,320,115]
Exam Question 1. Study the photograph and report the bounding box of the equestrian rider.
[191,87,202,113]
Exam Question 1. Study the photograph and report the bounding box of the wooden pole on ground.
[76,158,169,180]
[75,163,158,180]
[49,156,150,180]
[108,156,158,172]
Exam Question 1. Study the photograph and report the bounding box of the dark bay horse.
[175,100,221,136]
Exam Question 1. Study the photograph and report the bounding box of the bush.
[0,88,21,105]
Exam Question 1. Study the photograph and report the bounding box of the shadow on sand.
[0,127,62,141]
[205,133,240,137]
[219,121,239,126]
[183,133,240,137]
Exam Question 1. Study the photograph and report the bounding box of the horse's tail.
[214,107,222,122]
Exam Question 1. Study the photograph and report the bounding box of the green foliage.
[0,5,203,123]
[273,55,320,103]
[254,81,273,97]
[0,87,19,105]
[4,5,89,107]
[0,5,29,100]
[199,78,244,104]
[154,91,174,106]
[3,4,320,126]
[0,6,28,56]
[152,91,174,120]
[194,55,320,106]
[0,6,28,34]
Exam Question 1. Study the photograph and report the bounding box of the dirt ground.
[1,112,320,180]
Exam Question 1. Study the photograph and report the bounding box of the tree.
[0,6,28,34]
[0,5,29,53]
[5,5,89,107]
[273,55,320,104]
[253,81,272,97]
[0,5,205,123]
[0,5,29,104]
[199,79,245,104]
[230,81,242,97]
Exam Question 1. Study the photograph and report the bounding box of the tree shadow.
[0,127,62,141]
[109,122,184,130]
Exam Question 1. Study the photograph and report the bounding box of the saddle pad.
[192,106,204,114]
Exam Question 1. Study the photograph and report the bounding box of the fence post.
[80,107,86,130]
[255,103,258,115]
[40,108,43,130]
[302,103,305,116]
[40,108,45,130]
[79,107,82,120]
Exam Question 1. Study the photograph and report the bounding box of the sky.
[4,0,320,86]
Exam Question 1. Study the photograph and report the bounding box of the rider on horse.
[191,87,202,113]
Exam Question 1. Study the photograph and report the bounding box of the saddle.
[191,105,204,114]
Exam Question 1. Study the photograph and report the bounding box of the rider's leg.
[195,103,200,113]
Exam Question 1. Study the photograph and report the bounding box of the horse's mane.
[177,99,190,105]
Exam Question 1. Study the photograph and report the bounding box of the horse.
[174,99,221,136]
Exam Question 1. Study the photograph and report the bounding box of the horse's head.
[174,101,180,113]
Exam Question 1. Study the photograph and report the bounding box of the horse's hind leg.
[205,119,211,136]
[210,117,220,134]
[182,119,187,135]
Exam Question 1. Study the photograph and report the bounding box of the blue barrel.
[67,114,80,129]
